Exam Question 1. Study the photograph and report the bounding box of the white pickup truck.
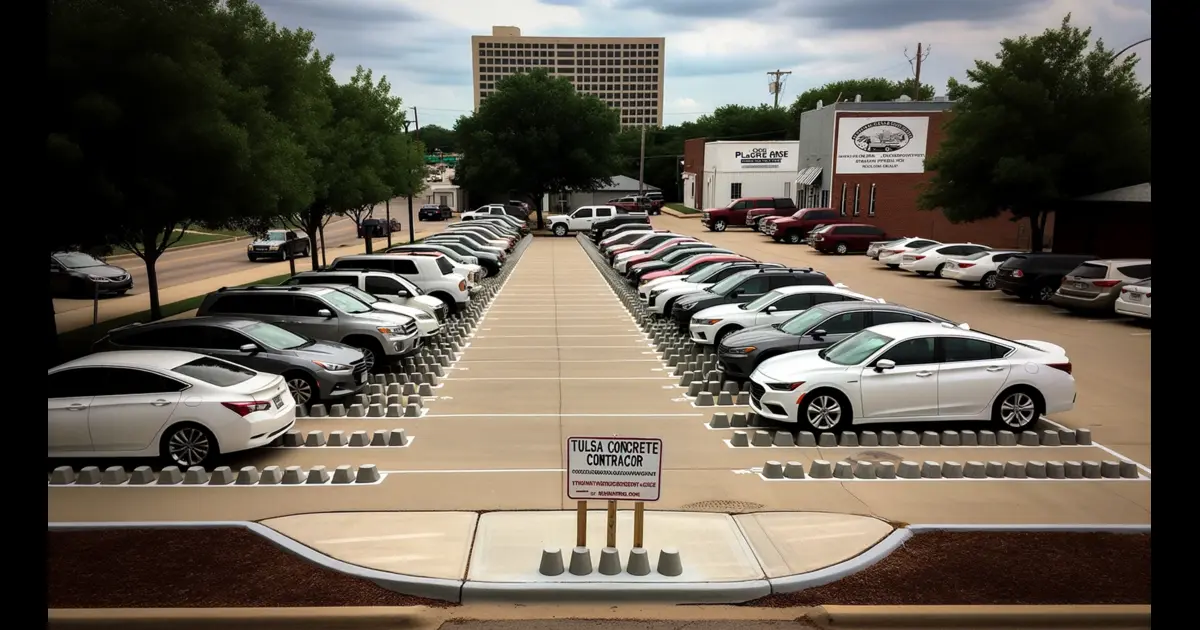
[547,205,620,236]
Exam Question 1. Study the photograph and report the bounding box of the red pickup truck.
[744,198,800,231]
[762,208,848,244]
[701,197,796,232]
[608,196,659,215]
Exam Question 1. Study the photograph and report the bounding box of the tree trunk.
[319,224,327,267]
[533,193,545,230]
[1028,211,1048,253]
[145,255,163,320]
[303,207,322,271]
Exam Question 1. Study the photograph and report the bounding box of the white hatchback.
[49,350,296,468]
[689,285,878,346]
[898,243,993,277]
[877,237,940,267]
[941,251,1022,290]
[748,322,1075,432]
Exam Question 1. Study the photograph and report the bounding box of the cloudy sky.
[256,0,1151,129]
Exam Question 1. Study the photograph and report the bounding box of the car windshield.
[685,263,729,282]
[338,286,380,304]
[172,356,256,387]
[779,306,835,335]
[321,290,372,314]
[961,250,991,261]
[742,290,784,311]
[908,244,940,254]
[822,330,894,366]
[263,230,286,242]
[668,257,702,272]
[710,270,756,296]
[54,252,105,268]
[243,322,309,350]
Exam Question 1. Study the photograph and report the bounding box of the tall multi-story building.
[471,26,665,128]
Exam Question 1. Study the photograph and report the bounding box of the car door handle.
[149,399,172,407]
[915,371,934,377]
[66,403,88,411]
[986,366,1006,372]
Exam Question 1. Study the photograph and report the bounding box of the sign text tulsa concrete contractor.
[567,436,662,501]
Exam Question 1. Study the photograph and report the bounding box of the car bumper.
[899,260,936,273]
[92,277,134,294]
[747,378,798,423]
[941,267,984,282]
[878,254,903,266]
[221,407,297,455]
[689,322,721,345]
[318,370,367,400]
[1114,296,1151,319]
[1051,291,1118,311]
[384,334,420,358]
[248,248,286,259]
[716,355,755,379]
[995,277,1032,295]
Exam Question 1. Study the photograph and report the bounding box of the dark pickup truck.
[609,195,659,215]
[744,198,800,231]
[701,197,795,232]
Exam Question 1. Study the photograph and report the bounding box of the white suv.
[547,205,619,236]
[330,253,473,313]
[283,270,447,328]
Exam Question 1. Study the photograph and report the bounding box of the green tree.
[47,0,310,320]
[788,78,935,125]
[453,70,621,228]
[414,124,457,154]
[918,15,1150,251]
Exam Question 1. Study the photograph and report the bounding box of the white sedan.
[877,237,941,268]
[1114,278,1151,319]
[941,251,1023,290]
[689,285,878,346]
[898,243,993,277]
[748,322,1075,432]
[48,350,297,468]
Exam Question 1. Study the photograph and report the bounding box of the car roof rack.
[240,284,304,291]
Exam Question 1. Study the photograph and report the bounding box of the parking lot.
[48,227,1150,529]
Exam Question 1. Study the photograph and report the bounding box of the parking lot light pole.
[386,199,393,248]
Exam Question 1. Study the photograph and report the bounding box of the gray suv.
[93,317,369,405]
[197,285,420,371]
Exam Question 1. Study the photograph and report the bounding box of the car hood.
[249,239,285,247]
[411,295,444,310]
[546,214,569,222]
[721,326,795,349]
[615,249,649,260]
[676,291,722,308]
[694,303,748,320]
[754,349,840,382]
[291,340,365,364]
[353,311,415,328]
[369,302,425,318]
[661,281,712,294]
[75,263,129,278]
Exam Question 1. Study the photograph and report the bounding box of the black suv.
[591,213,651,241]
[996,253,1097,303]
[418,204,453,221]
[670,267,833,329]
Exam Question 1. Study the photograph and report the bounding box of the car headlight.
[376,327,406,335]
[416,313,436,321]
[313,360,351,372]
[726,346,756,354]
[766,381,805,391]
[87,274,112,282]
[694,318,722,325]
[682,302,698,311]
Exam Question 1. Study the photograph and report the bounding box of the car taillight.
[912,255,925,260]
[957,262,975,268]
[222,401,271,416]
[1147,292,1151,297]
[1092,280,1121,288]
[1048,363,1072,375]
[459,280,467,291]
[1011,269,1024,278]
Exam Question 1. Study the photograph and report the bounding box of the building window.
[853,184,861,217]
[868,184,876,217]
[821,189,830,207]
[730,182,742,199]
[839,182,847,216]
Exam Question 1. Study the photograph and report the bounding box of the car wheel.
[161,423,217,469]
[713,326,740,348]
[346,339,383,373]
[711,219,727,232]
[1034,284,1056,303]
[981,272,998,290]
[934,263,947,278]
[553,224,568,237]
[799,389,851,432]
[992,387,1044,430]
[284,372,317,406]
[786,231,802,244]
[835,242,848,255]
[301,246,310,258]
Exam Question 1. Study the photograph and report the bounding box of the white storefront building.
[682,140,800,210]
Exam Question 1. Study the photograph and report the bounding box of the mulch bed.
[748,531,1150,607]
[47,528,456,608]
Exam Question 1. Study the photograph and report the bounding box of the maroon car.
[744,197,799,231]
[763,208,848,243]
[811,223,888,254]
[701,197,794,232]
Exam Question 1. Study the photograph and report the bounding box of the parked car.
[506,200,531,217]
[599,227,657,251]
[418,204,454,221]
[196,285,421,371]
[283,269,445,321]
[812,224,889,254]
[1051,259,1152,313]
[898,243,993,277]
[387,244,502,278]
[247,229,310,262]
[358,218,402,238]
[426,233,506,260]
[613,237,698,273]
[689,284,878,347]
[590,213,651,241]
[548,205,620,236]
[744,198,801,231]
[94,317,369,406]
[877,237,941,268]
[609,195,658,215]
[446,224,515,252]
[644,191,665,209]
[718,302,951,380]
[461,205,512,221]
[49,350,296,468]
[609,233,692,266]
[473,215,530,237]
[867,238,906,260]
[940,251,1023,290]
[639,254,752,284]
[701,197,793,232]
[626,246,737,284]
[765,208,849,244]
[748,322,1075,432]
[671,267,834,330]
[644,263,786,316]
[995,253,1097,303]
[1114,278,1151,320]
[50,251,133,297]
[329,253,473,313]
[283,281,443,341]
[803,224,830,246]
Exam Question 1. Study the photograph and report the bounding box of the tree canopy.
[452,70,622,227]
[413,124,457,154]
[788,78,935,126]
[917,14,1151,250]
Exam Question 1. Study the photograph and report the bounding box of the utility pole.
[409,106,419,244]
[767,69,792,108]
[411,107,420,140]
[637,125,647,196]
[905,44,932,100]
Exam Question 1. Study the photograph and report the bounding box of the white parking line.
[441,376,678,381]
[1038,418,1152,476]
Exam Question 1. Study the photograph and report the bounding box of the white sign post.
[834,116,930,175]
[567,436,662,549]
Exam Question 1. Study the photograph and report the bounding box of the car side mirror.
[764,305,777,314]
[811,329,826,340]
[397,289,409,297]
[239,343,258,353]
[730,289,743,297]
[874,358,896,372]
[317,308,333,318]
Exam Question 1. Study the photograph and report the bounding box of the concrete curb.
[48,520,464,603]
[810,605,1151,628]
[768,528,913,594]
[459,579,772,604]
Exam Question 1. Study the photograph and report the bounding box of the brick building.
[797,99,1039,250]
[681,137,707,209]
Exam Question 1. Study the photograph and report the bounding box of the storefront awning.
[794,167,822,187]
